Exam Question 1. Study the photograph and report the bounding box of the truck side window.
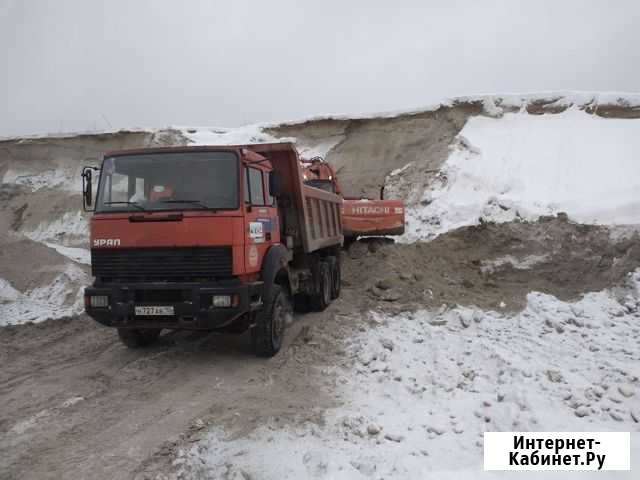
[247,167,265,205]
[265,172,274,206]
[244,168,251,204]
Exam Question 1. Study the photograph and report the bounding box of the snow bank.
[296,137,346,160]
[2,168,81,192]
[179,124,341,159]
[401,108,640,241]
[0,265,88,326]
[178,271,640,479]
[44,243,91,265]
[24,211,88,246]
[265,91,640,126]
[0,278,21,303]
[2,92,638,143]
[178,125,289,146]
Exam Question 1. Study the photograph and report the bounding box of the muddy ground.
[0,310,343,480]
[346,216,640,312]
[1,217,639,479]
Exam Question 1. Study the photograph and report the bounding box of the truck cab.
[82,144,342,356]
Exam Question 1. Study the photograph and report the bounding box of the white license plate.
[134,306,175,316]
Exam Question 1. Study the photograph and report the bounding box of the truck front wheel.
[117,328,161,348]
[252,285,292,357]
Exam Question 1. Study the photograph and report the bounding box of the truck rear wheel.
[293,293,311,312]
[117,328,161,348]
[327,256,341,299]
[310,261,331,311]
[252,284,292,357]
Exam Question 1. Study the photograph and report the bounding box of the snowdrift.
[1,92,640,324]
[177,270,640,478]
[396,107,640,242]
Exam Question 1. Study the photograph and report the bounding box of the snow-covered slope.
[1,92,640,325]
[396,107,640,242]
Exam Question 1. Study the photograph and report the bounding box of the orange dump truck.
[301,157,405,240]
[81,143,342,357]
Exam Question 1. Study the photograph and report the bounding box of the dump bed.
[248,143,343,253]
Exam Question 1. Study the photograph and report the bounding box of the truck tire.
[252,284,291,357]
[293,293,311,313]
[117,328,161,348]
[343,236,357,249]
[310,261,331,311]
[327,256,341,299]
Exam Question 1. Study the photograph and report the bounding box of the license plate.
[134,306,175,316]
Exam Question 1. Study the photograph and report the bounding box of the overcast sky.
[0,0,638,137]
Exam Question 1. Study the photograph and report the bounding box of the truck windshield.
[95,151,238,212]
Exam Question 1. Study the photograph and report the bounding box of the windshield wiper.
[103,201,146,211]
[160,199,211,209]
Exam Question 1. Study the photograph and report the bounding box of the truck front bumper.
[84,281,263,330]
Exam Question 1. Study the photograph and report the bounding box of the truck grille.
[91,246,233,282]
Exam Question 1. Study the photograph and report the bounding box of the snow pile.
[296,137,345,160]
[0,265,88,326]
[267,91,640,126]
[179,124,339,160]
[399,108,640,242]
[44,243,91,265]
[0,278,21,303]
[2,168,80,192]
[464,92,640,114]
[480,254,550,275]
[24,211,88,246]
[177,271,640,479]
[179,125,290,146]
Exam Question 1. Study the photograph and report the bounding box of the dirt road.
[0,306,350,480]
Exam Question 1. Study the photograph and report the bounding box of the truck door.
[244,166,280,274]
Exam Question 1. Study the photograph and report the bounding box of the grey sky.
[1,0,638,137]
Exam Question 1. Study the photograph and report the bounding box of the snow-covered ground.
[0,264,88,325]
[400,108,640,242]
[177,271,640,479]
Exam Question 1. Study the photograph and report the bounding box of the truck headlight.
[90,295,109,308]
[212,295,232,308]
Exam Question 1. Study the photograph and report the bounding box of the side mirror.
[269,171,283,197]
[82,166,99,211]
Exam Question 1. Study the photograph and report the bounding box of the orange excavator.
[301,157,405,242]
